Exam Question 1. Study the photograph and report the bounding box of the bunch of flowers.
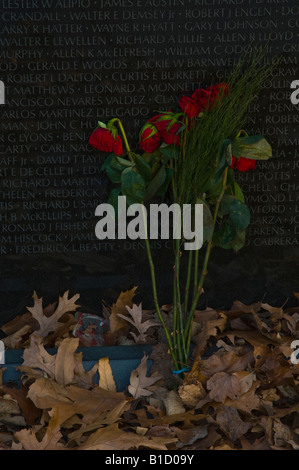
[89,53,275,373]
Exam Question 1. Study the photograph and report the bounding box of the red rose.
[191,89,211,111]
[178,96,202,119]
[231,156,256,172]
[89,128,123,155]
[206,82,230,104]
[139,123,161,153]
[148,113,181,146]
[192,82,230,110]
[161,123,181,146]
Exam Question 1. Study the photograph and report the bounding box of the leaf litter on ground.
[0,288,298,450]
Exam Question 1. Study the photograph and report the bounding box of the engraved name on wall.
[0,0,298,255]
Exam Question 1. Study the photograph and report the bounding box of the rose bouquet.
[89,50,276,373]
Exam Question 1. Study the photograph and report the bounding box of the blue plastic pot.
[1,344,153,392]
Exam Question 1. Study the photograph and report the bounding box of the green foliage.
[229,199,251,231]
[144,165,166,201]
[101,150,174,207]
[231,134,272,160]
[214,191,250,251]
[121,167,146,204]
[174,47,278,206]
[234,182,245,203]
[156,168,174,197]
[133,154,152,184]
[160,145,180,160]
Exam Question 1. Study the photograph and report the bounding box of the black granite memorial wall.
[0,0,299,323]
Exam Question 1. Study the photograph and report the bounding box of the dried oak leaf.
[54,337,79,386]
[0,396,21,416]
[22,334,56,380]
[224,330,278,348]
[223,381,262,415]
[207,372,241,404]
[261,303,284,321]
[0,312,38,337]
[2,385,41,426]
[128,355,162,398]
[127,409,204,429]
[273,419,293,447]
[215,406,251,442]
[98,357,116,392]
[212,443,236,450]
[14,409,65,450]
[73,352,98,390]
[282,313,298,336]
[175,425,209,448]
[188,426,222,450]
[78,423,176,450]
[192,349,254,380]
[45,313,77,348]
[21,336,98,389]
[229,300,262,314]
[117,303,159,344]
[161,390,185,416]
[109,287,138,333]
[260,351,293,386]
[27,290,80,338]
[146,425,175,438]
[2,325,32,350]
[260,388,280,402]
[253,344,271,368]
[241,436,272,450]
[178,382,206,408]
[28,377,129,428]
[192,312,227,358]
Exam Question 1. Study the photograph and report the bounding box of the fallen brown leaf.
[109,287,138,333]
[195,349,254,380]
[78,422,175,450]
[54,337,79,386]
[192,313,227,358]
[0,312,38,337]
[22,334,56,380]
[2,325,32,349]
[128,355,162,398]
[1,385,41,426]
[27,377,129,429]
[98,358,116,392]
[178,382,206,408]
[117,303,159,344]
[27,291,80,338]
[14,409,65,450]
[215,406,251,442]
[207,372,241,403]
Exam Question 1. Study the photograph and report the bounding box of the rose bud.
[89,127,123,155]
[139,123,161,153]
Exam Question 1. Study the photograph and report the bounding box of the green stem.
[184,167,229,352]
[174,237,186,366]
[110,118,134,163]
[172,264,178,359]
[192,248,199,302]
[141,204,179,370]
[184,249,193,320]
